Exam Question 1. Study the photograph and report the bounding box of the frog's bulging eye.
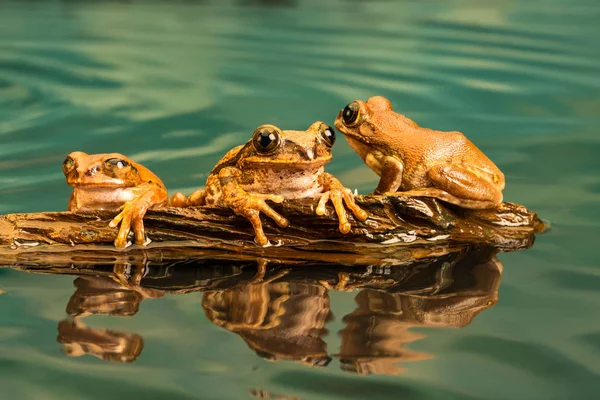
[342,102,361,126]
[319,123,336,147]
[62,157,75,175]
[252,125,282,154]
[104,158,130,171]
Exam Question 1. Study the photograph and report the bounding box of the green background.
[1,0,599,399]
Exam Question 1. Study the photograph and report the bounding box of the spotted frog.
[335,96,505,209]
[171,122,367,245]
[63,151,168,248]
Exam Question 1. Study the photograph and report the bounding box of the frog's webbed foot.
[109,191,161,249]
[317,173,368,234]
[229,193,289,246]
[220,167,289,246]
[110,201,146,248]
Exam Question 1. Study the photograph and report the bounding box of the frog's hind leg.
[395,164,503,209]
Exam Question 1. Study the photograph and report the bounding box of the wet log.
[0,195,546,266]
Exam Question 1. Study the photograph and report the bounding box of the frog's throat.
[343,136,372,162]
[240,166,326,199]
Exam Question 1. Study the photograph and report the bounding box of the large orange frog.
[63,151,168,248]
[171,122,368,245]
[334,96,505,209]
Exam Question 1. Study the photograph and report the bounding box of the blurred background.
[0,0,599,399]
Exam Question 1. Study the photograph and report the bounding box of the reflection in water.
[66,274,164,317]
[249,387,302,400]
[25,247,501,373]
[203,270,333,367]
[56,271,163,363]
[338,251,501,375]
[57,319,144,363]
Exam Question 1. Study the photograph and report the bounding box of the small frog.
[172,122,367,246]
[63,151,168,249]
[335,96,505,209]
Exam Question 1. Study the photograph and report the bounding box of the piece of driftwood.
[0,195,546,266]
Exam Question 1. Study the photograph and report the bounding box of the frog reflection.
[201,248,501,375]
[48,248,502,373]
[336,249,502,375]
[57,266,164,363]
[65,270,164,317]
[57,319,144,363]
[202,269,333,367]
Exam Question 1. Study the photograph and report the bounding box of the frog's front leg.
[365,151,404,194]
[109,185,168,248]
[219,167,289,246]
[316,173,368,234]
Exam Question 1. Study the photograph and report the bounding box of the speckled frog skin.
[63,151,168,249]
[171,121,367,245]
[335,96,505,209]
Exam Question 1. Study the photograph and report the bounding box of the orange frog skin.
[171,121,368,246]
[63,151,168,249]
[334,96,505,209]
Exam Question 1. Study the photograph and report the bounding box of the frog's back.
[209,143,247,176]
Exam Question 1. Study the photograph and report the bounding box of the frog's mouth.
[66,180,137,188]
[239,157,331,170]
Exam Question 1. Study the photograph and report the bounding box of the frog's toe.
[169,192,188,207]
[109,211,123,228]
[259,194,284,204]
[254,233,269,247]
[339,221,351,234]
[242,208,270,246]
[329,191,351,232]
[341,191,368,221]
[110,205,135,248]
[114,228,131,249]
[256,200,288,228]
[132,217,147,246]
[316,192,330,216]
[114,222,132,249]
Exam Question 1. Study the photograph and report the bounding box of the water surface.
[1,0,599,399]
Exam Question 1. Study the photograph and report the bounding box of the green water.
[1,0,599,399]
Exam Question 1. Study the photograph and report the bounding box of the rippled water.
[1,0,599,399]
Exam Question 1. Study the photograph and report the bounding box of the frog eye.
[252,125,282,154]
[318,123,336,147]
[341,101,361,126]
[62,157,75,175]
[104,158,131,171]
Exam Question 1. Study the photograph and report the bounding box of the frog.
[334,96,505,209]
[171,121,368,246]
[62,151,169,249]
